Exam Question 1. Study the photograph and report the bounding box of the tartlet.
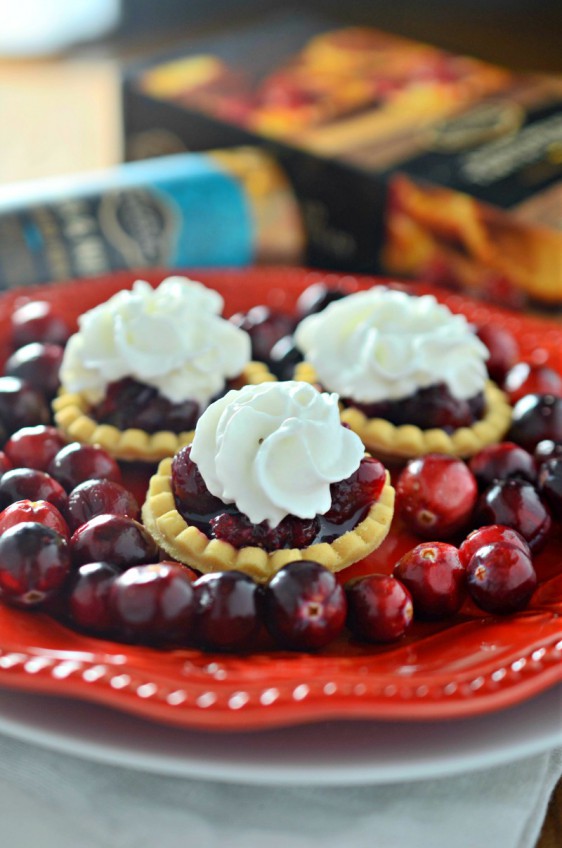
[53,276,274,462]
[294,288,512,462]
[142,381,395,582]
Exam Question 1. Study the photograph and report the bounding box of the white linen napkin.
[0,730,559,848]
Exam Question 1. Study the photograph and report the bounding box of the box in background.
[122,11,562,313]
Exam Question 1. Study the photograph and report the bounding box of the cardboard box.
[122,12,562,313]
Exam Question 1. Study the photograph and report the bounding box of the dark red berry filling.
[172,447,385,551]
[341,383,485,433]
[92,377,202,434]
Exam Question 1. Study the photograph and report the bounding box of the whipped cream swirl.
[295,288,489,403]
[190,381,365,527]
[60,276,251,407]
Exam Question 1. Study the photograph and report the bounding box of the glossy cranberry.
[534,440,562,468]
[0,377,50,434]
[0,499,69,538]
[508,395,562,452]
[504,362,562,405]
[396,454,478,539]
[393,542,466,619]
[230,305,294,363]
[475,479,552,552]
[296,282,349,317]
[459,524,531,568]
[48,443,122,492]
[210,511,319,552]
[345,574,413,642]
[65,479,139,532]
[466,542,537,614]
[0,522,71,608]
[71,514,159,569]
[3,343,64,398]
[0,451,12,478]
[171,446,224,516]
[262,560,347,650]
[193,571,261,651]
[0,468,67,513]
[268,335,303,379]
[108,563,196,645]
[92,377,200,434]
[67,561,120,634]
[538,458,562,518]
[326,457,386,523]
[475,323,519,384]
[4,426,67,472]
[10,300,72,348]
[469,442,536,490]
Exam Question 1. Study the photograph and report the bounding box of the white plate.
[0,684,560,785]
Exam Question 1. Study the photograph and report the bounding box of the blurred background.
[0,0,561,310]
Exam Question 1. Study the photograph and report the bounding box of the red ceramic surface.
[0,267,560,731]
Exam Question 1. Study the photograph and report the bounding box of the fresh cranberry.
[475,324,519,384]
[92,377,200,434]
[466,542,537,614]
[210,511,319,552]
[193,571,261,651]
[475,479,552,552]
[459,524,531,568]
[268,335,303,380]
[345,574,413,642]
[468,442,536,490]
[0,377,50,434]
[0,499,69,538]
[538,458,562,518]
[534,440,562,469]
[10,300,72,348]
[67,561,121,634]
[171,446,224,516]
[262,560,347,650]
[326,457,386,523]
[393,542,466,619]
[396,454,478,539]
[65,479,139,532]
[504,363,562,405]
[48,443,122,492]
[0,452,12,478]
[296,282,349,317]
[230,305,294,363]
[0,522,71,608]
[0,468,67,513]
[71,514,159,569]
[4,426,67,472]
[108,563,196,645]
[508,395,562,452]
[3,343,64,398]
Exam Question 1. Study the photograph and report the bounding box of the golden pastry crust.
[52,362,275,463]
[294,362,512,462]
[141,458,395,582]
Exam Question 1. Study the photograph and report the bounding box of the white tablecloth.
[0,732,559,848]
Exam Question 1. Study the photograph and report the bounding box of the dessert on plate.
[53,276,274,462]
[142,380,395,582]
[294,287,512,461]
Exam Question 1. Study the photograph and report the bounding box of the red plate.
[0,267,560,731]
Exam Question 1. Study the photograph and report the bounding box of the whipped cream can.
[0,147,304,289]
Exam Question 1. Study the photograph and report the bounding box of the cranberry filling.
[342,383,485,433]
[172,448,385,551]
[92,378,231,434]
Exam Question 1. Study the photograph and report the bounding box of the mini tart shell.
[52,362,275,463]
[294,362,512,462]
[141,459,395,583]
